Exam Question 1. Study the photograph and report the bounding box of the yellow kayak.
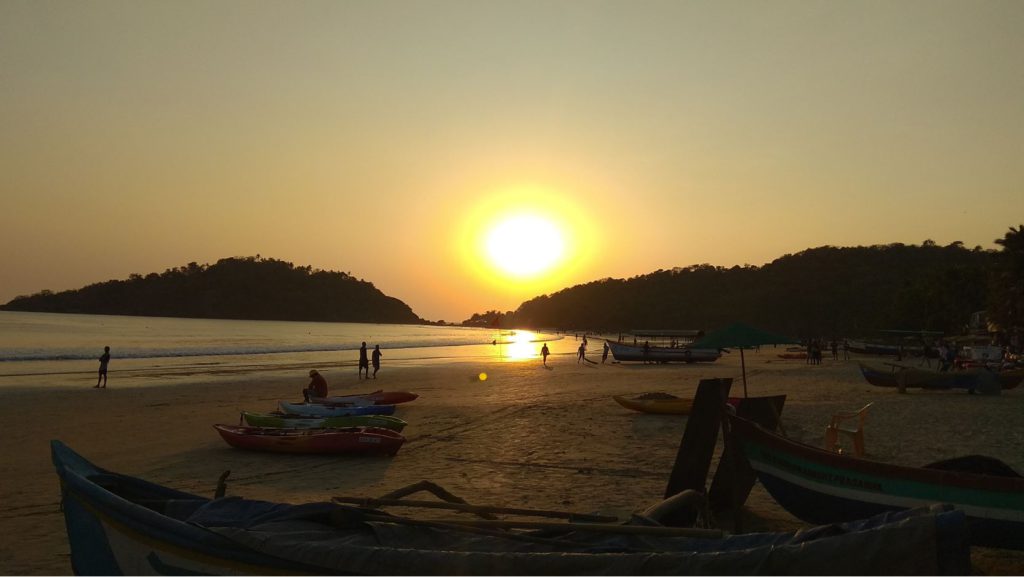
[613,393,694,415]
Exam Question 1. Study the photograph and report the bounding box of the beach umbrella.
[692,323,798,397]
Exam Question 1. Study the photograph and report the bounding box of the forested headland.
[1,257,423,324]
[469,229,1024,341]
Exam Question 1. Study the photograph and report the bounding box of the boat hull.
[728,413,1024,550]
[214,424,405,455]
[241,411,407,432]
[613,395,694,415]
[314,390,419,406]
[857,361,1013,392]
[53,441,971,575]
[606,340,720,363]
[278,401,396,416]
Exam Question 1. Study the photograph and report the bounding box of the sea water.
[0,311,561,389]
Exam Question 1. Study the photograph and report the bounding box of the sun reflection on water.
[495,330,542,361]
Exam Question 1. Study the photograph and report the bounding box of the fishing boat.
[606,331,720,364]
[278,401,397,417]
[52,440,971,575]
[312,390,419,406]
[856,361,1018,392]
[727,412,1024,550]
[213,425,405,455]
[241,411,407,432]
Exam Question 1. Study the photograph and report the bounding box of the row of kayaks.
[214,390,418,456]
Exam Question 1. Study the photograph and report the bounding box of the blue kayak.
[278,401,397,417]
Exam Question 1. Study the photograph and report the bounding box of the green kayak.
[241,411,407,432]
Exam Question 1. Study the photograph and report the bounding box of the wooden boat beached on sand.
[52,440,971,575]
[605,339,720,364]
[727,412,1024,550]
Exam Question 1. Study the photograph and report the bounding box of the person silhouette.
[602,341,610,363]
[358,342,369,379]
[303,369,329,402]
[577,342,586,363]
[372,345,382,379]
[541,343,550,366]
[94,346,110,388]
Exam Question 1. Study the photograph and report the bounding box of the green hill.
[1,256,423,324]
[504,242,995,337]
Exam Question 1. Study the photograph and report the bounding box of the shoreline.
[3,348,1023,573]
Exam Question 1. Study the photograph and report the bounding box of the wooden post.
[660,378,732,527]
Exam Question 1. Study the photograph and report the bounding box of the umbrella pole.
[741,348,748,398]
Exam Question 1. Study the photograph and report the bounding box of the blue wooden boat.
[278,401,396,417]
[53,440,970,575]
[727,412,1024,550]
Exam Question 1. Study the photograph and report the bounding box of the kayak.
[241,411,407,432]
[614,393,742,415]
[613,393,694,415]
[279,401,397,417]
[312,390,419,406]
[213,425,405,456]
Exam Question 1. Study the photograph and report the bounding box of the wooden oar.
[332,496,618,523]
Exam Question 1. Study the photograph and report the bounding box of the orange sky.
[2,1,1022,322]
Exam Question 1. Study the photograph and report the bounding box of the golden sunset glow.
[497,330,542,361]
[485,215,564,277]
[457,184,597,299]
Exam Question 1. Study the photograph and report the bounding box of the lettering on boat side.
[758,448,884,492]
[359,437,382,443]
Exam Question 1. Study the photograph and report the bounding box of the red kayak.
[312,390,419,406]
[213,425,405,456]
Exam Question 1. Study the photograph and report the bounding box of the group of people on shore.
[302,341,383,400]
[538,335,611,367]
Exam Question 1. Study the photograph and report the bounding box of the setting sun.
[485,215,565,277]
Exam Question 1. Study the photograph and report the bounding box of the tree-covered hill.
[504,242,997,338]
[1,256,423,324]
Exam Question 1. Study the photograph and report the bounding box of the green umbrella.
[692,323,798,397]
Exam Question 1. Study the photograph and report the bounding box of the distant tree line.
[479,238,1024,340]
[1,256,423,324]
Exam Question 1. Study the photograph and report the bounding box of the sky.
[2,1,1022,323]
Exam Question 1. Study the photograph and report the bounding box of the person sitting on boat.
[303,369,329,402]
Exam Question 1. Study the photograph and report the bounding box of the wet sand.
[2,346,1023,574]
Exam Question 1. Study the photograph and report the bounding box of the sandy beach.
[3,345,1024,574]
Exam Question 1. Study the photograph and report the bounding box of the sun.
[485,214,565,277]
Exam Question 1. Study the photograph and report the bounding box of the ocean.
[0,311,562,389]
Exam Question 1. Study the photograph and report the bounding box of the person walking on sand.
[94,346,110,388]
[602,341,610,363]
[577,342,586,363]
[358,342,369,379]
[541,343,550,366]
[372,345,382,379]
[303,369,329,402]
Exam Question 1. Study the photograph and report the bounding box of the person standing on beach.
[303,369,329,402]
[94,346,110,388]
[358,342,369,379]
[602,341,610,363]
[577,342,586,363]
[541,343,550,366]
[372,345,382,379]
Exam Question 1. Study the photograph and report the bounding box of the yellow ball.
[478,372,488,381]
